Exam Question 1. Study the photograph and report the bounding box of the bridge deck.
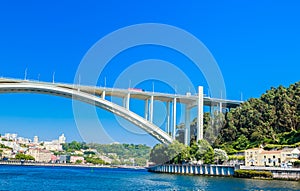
[0,78,242,107]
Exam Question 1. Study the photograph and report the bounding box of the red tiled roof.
[246,148,262,151]
[261,150,281,154]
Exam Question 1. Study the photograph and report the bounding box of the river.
[0,165,299,190]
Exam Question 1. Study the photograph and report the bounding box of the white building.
[17,137,31,144]
[0,140,27,153]
[33,136,39,144]
[36,134,66,151]
[44,140,63,151]
[4,133,18,141]
[58,134,66,144]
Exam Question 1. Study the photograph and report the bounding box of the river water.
[0,165,299,190]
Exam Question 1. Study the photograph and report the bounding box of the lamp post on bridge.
[52,72,55,84]
[24,68,27,80]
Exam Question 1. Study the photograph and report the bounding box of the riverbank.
[239,166,300,181]
[0,160,146,170]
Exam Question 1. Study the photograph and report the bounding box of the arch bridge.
[0,78,242,145]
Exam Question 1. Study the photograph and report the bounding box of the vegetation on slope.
[61,141,151,166]
[150,140,227,165]
[215,81,300,152]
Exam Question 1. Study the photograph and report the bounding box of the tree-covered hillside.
[61,141,151,166]
[89,143,151,159]
[215,81,300,152]
[149,82,299,165]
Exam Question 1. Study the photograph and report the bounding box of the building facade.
[44,140,63,151]
[0,148,13,159]
[70,156,84,164]
[245,148,300,167]
[27,148,52,162]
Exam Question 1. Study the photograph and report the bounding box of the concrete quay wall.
[148,164,235,176]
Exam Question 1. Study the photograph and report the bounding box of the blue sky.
[0,1,299,146]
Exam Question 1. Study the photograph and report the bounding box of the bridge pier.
[101,90,106,99]
[209,101,225,116]
[219,102,222,113]
[184,105,191,145]
[197,86,204,141]
[123,93,131,110]
[166,101,170,134]
[172,97,177,140]
[149,95,154,123]
[126,93,130,110]
[144,99,149,120]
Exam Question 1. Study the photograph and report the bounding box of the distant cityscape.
[0,132,151,166]
[0,133,73,163]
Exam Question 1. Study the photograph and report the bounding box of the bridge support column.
[197,86,204,141]
[126,93,131,110]
[172,97,177,140]
[101,90,106,99]
[144,99,149,120]
[219,102,222,113]
[149,95,154,123]
[184,105,191,145]
[123,93,130,110]
[166,101,170,134]
[210,103,214,115]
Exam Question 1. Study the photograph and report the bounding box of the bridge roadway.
[0,78,242,107]
[0,78,242,145]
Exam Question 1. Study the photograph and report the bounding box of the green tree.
[166,141,190,164]
[149,141,189,164]
[62,141,88,152]
[204,112,225,145]
[214,148,228,164]
[190,140,214,164]
[15,153,35,161]
[149,144,168,164]
[134,158,147,166]
[232,135,250,150]
[85,157,107,165]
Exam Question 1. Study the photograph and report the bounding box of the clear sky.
[0,1,299,146]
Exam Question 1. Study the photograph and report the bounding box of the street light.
[52,72,55,83]
[24,68,27,80]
